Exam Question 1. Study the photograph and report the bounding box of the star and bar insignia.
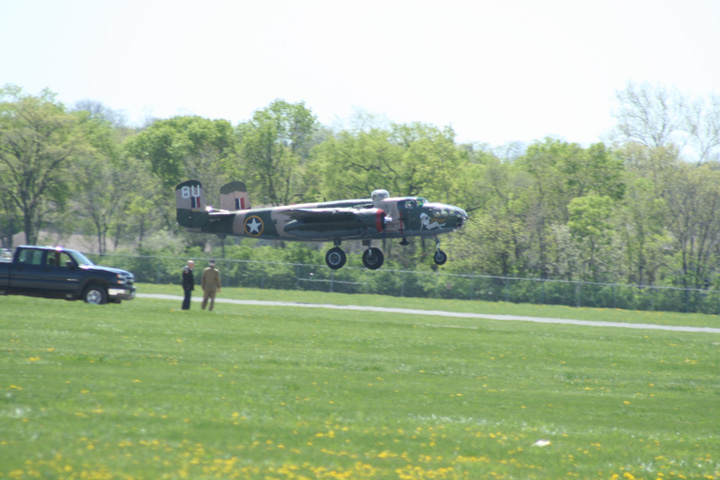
[244,215,264,236]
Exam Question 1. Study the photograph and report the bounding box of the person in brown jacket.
[201,260,221,311]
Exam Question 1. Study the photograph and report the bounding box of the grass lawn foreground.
[1,285,719,479]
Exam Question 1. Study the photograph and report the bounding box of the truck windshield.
[68,250,95,267]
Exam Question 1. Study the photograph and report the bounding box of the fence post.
[575,283,581,308]
[650,286,654,311]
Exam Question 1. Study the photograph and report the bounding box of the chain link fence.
[87,253,720,314]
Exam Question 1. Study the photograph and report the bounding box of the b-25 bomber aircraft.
[175,180,468,270]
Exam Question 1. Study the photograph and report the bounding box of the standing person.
[201,260,222,311]
[181,260,195,310]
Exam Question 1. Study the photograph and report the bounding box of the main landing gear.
[324,240,385,270]
[325,239,347,269]
[360,240,384,270]
[324,238,449,270]
[325,246,347,269]
[362,247,384,270]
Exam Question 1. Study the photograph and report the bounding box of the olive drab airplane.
[175,180,468,270]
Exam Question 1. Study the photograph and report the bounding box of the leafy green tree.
[237,100,320,206]
[69,109,138,254]
[513,139,625,278]
[445,211,518,275]
[567,195,619,281]
[388,123,470,202]
[616,145,674,285]
[0,180,21,247]
[313,122,472,205]
[113,154,166,249]
[0,85,83,245]
[311,127,401,199]
[123,116,236,189]
[514,140,573,278]
[619,143,720,289]
[123,116,237,229]
[663,162,720,289]
[618,176,671,286]
[445,154,529,276]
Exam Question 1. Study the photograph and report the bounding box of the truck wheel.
[83,285,107,305]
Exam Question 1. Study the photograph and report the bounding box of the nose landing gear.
[433,237,448,265]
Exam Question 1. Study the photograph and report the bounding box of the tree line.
[2,82,720,291]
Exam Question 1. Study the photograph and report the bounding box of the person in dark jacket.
[181,260,195,310]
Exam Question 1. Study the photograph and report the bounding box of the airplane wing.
[281,208,359,222]
[281,206,387,239]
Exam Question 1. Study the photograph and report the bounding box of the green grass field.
[1,285,718,479]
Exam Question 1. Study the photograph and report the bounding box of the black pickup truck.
[0,246,136,304]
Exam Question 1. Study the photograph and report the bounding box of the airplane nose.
[454,207,468,228]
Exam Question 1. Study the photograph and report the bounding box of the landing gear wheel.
[362,247,385,270]
[83,285,108,304]
[433,249,448,265]
[325,247,347,269]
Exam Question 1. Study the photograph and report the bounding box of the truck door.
[42,250,84,296]
[10,248,46,294]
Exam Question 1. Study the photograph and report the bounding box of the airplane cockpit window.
[399,199,417,210]
[398,198,428,209]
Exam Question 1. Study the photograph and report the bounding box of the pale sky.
[2,0,719,146]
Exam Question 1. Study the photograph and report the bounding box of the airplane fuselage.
[175,180,467,269]
[190,197,466,243]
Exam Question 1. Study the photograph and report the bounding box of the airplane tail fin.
[220,181,251,210]
[175,180,209,228]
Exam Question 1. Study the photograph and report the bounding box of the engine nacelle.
[356,208,386,233]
